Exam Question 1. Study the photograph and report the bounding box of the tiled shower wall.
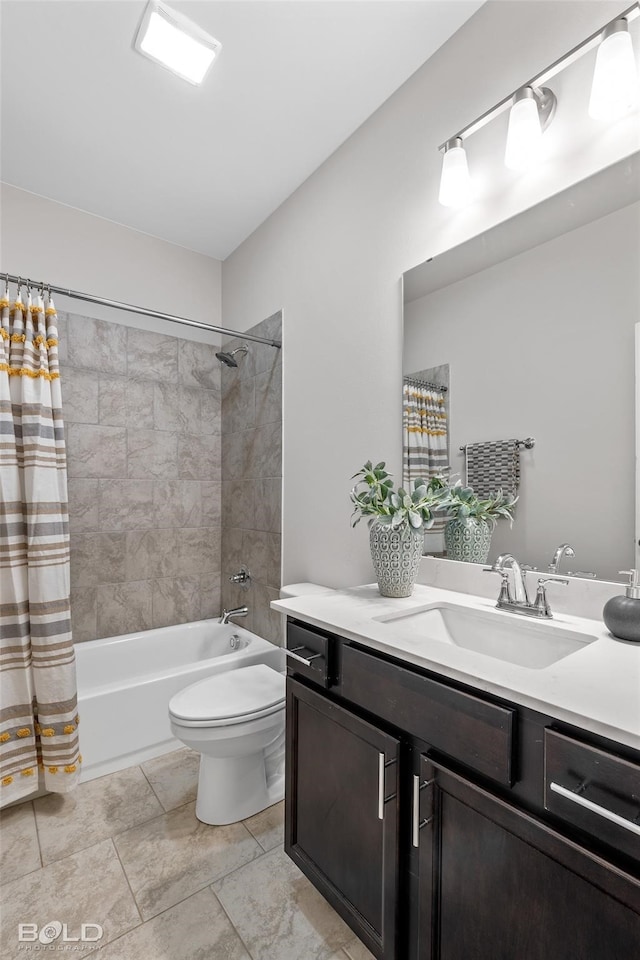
[221,313,283,645]
[60,312,222,641]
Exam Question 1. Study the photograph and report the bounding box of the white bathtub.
[75,620,285,782]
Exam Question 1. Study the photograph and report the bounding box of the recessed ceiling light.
[134,1,221,86]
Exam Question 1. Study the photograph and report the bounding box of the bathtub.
[75,619,285,782]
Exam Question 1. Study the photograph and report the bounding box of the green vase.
[369,520,424,598]
[444,518,492,564]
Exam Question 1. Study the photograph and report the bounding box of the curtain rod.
[403,375,448,393]
[2,272,282,349]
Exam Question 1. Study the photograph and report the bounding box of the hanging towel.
[464,439,520,499]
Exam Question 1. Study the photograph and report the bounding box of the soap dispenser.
[603,570,640,643]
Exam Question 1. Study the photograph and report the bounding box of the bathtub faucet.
[219,606,249,625]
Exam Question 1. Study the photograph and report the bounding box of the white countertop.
[271,584,640,751]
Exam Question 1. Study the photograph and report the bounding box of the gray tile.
[0,801,41,883]
[141,748,199,812]
[70,587,97,642]
[178,527,221,577]
[153,383,201,434]
[66,423,127,478]
[178,339,221,390]
[222,378,255,435]
[178,433,221,480]
[200,480,222,527]
[114,801,262,920]
[343,939,376,960]
[243,800,284,853]
[125,530,151,582]
[99,479,154,531]
[34,766,163,865]
[99,887,250,960]
[221,430,248,481]
[213,846,352,960]
[67,478,100,535]
[221,479,253,529]
[250,419,282,479]
[255,364,282,427]
[0,839,140,958]
[128,429,178,480]
[100,377,155,429]
[147,528,181,579]
[59,365,99,423]
[55,311,68,364]
[97,581,153,638]
[252,582,282,645]
[153,480,201,528]
[253,478,282,533]
[245,530,281,589]
[70,532,126,589]
[98,375,127,426]
[67,314,127,375]
[152,577,200,628]
[200,388,221,435]
[127,328,178,383]
[199,574,221,620]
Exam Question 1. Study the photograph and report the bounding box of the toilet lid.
[169,664,285,723]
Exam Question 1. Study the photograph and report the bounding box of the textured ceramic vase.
[444,518,492,564]
[369,520,424,598]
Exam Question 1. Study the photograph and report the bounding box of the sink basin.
[374,603,597,669]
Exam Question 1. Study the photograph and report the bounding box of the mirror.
[402,155,640,583]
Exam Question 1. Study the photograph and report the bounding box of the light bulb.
[589,19,638,121]
[438,138,473,208]
[505,88,542,171]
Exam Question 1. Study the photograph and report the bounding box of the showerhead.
[215,344,249,368]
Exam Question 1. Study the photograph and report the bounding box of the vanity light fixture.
[438,2,639,206]
[589,19,639,121]
[134,1,222,86]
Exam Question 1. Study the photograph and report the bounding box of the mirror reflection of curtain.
[402,380,448,485]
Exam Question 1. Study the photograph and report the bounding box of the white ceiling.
[0,0,482,259]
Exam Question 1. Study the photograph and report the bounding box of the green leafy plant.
[442,480,517,528]
[350,461,448,531]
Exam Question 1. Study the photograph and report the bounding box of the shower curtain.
[403,381,448,535]
[0,284,80,805]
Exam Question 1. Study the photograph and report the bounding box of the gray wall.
[61,311,222,641]
[221,313,282,644]
[404,202,639,581]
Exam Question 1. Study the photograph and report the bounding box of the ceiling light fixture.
[589,19,639,121]
[438,138,473,208]
[438,2,639,207]
[134,1,222,86]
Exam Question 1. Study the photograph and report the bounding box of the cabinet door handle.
[412,774,433,847]
[284,645,323,666]
[378,753,385,820]
[549,781,640,836]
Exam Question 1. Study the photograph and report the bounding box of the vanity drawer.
[286,620,333,689]
[544,729,640,863]
[340,644,515,785]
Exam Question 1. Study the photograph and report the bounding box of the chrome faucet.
[219,606,248,625]
[485,554,568,619]
[548,543,575,575]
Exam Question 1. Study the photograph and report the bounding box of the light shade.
[505,88,543,171]
[438,138,473,208]
[589,19,638,121]
[135,1,222,85]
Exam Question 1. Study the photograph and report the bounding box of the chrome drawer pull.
[412,775,434,847]
[549,782,640,836]
[378,753,385,820]
[285,645,323,666]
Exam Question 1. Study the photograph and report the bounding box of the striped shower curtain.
[0,285,80,805]
[402,381,448,484]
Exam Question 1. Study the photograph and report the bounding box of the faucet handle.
[483,566,512,604]
[533,577,569,617]
[538,577,569,586]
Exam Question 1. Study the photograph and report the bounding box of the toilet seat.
[169,664,285,728]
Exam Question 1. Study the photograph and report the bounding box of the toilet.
[168,582,333,825]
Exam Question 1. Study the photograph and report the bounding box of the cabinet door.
[286,677,400,960]
[414,756,640,960]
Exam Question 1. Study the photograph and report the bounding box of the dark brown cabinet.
[285,677,401,959]
[284,620,640,960]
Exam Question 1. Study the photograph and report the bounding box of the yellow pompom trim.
[33,335,45,348]
[0,364,60,380]
[21,768,35,777]
[41,727,55,737]
[46,337,58,347]
[63,724,75,735]
[16,728,31,738]
[0,298,9,309]
[48,766,58,774]
[0,328,8,339]
[12,301,24,313]
[0,732,11,743]
[78,754,83,764]
[2,776,14,786]
[35,723,41,735]
[10,332,26,342]
[29,304,42,314]
[45,306,57,316]
[64,764,76,774]
[74,714,80,725]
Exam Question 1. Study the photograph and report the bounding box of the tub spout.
[219,606,249,625]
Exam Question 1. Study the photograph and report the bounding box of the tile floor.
[0,748,374,960]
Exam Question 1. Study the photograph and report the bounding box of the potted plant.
[350,461,447,597]
[442,481,517,564]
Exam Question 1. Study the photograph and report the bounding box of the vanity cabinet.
[284,618,640,960]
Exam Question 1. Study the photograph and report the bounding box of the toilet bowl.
[169,664,285,825]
